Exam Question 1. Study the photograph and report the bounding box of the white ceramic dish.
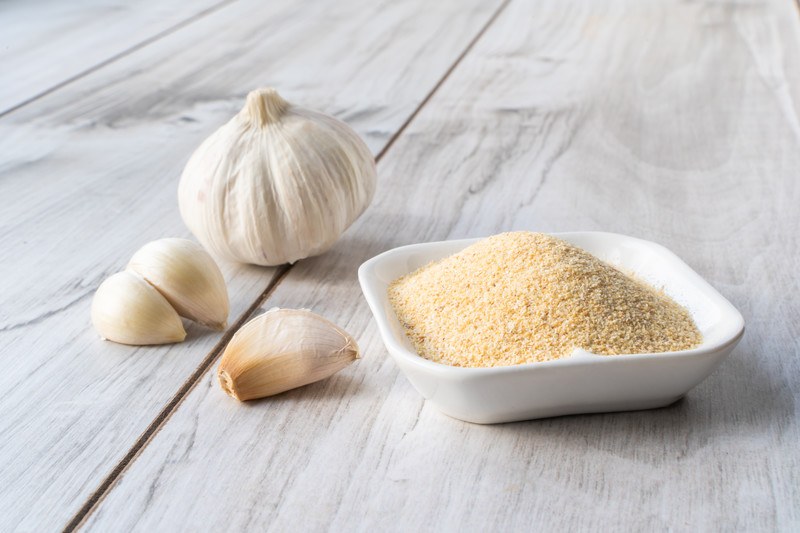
[358,232,744,424]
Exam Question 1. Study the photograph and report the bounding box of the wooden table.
[2,0,799,531]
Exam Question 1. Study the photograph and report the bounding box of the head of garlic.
[218,308,359,401]
[178,88,376,266]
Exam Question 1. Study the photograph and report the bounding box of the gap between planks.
[0,0,239,119]
[61,264,291,533]
[62,1,511,530]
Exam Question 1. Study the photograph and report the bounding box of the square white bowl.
[358,232,745,424]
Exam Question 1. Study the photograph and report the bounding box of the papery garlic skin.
[178,88,376,266]
[91,271,186,345]
[218,308,359,401]
[128,238,229,330]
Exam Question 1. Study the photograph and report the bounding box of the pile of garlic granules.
[388,232,702,368]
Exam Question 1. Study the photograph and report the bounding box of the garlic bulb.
[218,308,359,401]
[91,271,186,345]
[128,238,229,330]
[178,87,376,266]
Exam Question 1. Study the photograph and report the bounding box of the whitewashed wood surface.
[0,0,227,114]
[0,0,503,530]
[81,0,800,531]
[3,0,799,531]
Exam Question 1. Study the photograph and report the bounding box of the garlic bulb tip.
[245,88,290,127]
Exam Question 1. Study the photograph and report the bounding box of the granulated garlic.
[388,232,702,368]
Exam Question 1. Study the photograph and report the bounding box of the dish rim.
[358,231,745,377]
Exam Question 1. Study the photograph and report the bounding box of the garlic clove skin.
[91,271,186,345]
[127,238,229,330]
[178,87,376,266]
[218,308,359,401]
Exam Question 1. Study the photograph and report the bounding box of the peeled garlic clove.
[127,238,229,330]
[178,87,376,266]
[91,271,186,345]
[218,308,359,401]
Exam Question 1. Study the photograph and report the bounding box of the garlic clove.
[127,238,229,330]
[91,271,186,345]
[217,308,359,401]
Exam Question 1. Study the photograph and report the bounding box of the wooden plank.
[0,0,503,530]
[0,0,229,114]
[84,0,800,530]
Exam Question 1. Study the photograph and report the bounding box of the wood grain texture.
[0,0,229,114]
[0,0,502,530]
[84,0,800,531]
